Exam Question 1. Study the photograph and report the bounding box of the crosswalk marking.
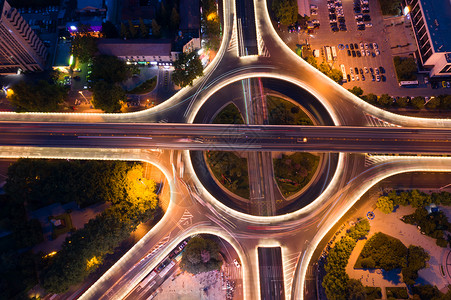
[364,113,401,127]
[364,154,391,167]
[177,209,193,228]
[283,252,300,296]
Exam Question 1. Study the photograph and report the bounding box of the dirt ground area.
[154,269,226,300]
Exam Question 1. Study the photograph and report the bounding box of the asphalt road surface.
[258,247,285,300]
[0,122,450,154]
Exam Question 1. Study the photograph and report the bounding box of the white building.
[406,0,451,78]
[97,39,178,67]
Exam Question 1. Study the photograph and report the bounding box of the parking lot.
[280,0,449,97]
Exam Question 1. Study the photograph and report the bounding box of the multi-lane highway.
[0,122,450,154]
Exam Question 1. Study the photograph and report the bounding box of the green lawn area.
[51,213,74,239]
[206,151,249,199]
[207,104,248,198]
[273,152,319,197]
[386,287,409,299]
[266,95,313,125]
[213,103,244,124]
[127,76,157,94]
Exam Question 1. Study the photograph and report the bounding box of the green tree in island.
[410,96,425,109]
[180,236,223,275]
[272,0,298,25]
[8,80,67,112]
[91,81,125,113]
[172,52,204,87]
[377,94,393,107]
[347,279,366,300]
[71,34,98,63]
[376,196,394,214]
[348,86,364,97]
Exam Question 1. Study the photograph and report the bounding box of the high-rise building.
[406,0,451,78]
[0,0,47,74]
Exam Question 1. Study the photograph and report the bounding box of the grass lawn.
[213,103,244,124]
[52,213,74,238]
[266,95,313,125]
[206,151,249,199]
[127,76,157,94]
[273,152,319,197]
[386,287,409,299]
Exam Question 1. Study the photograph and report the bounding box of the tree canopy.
[8,80,67,112]
[393,56,417,81]
[71,35,98,63]
[91,81,125,113]
[348,86,364,97]
[180,236,223,275]
[101,21,119,38]
[376,196,394,214]
[5,159,132,209]
[172,52,204,87]
[322,219,370,299]
[201,0,221,50]
[40,163,159,293]
[272,0,298,25]
[91,55,133,84]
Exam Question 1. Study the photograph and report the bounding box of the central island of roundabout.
[188,77,339,216]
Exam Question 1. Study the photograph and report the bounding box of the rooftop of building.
[97,39,173,57]
[419,0,451,53]
[77,0,104,11]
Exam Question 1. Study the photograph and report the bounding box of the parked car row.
[354,0,371,30]
[347,65,386,82]
[344,42,380,57]
[327,0,347,32]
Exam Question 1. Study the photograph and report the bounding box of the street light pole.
[79,91,89,102]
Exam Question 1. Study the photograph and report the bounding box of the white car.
[351,74,355,81]
[373,42,378,49]
[233,259,241,268]
[361,50,365,56]
[366,50,370,56]
[376,75,381,82]
[364,43,369,49]
[375,49,380,55]
[364,67,369,73]
[365,23,373,28]
[355,75,359,81]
